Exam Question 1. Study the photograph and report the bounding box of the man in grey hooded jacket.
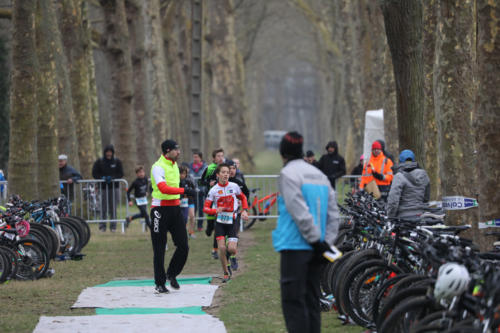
[273,131,340,333]
[386,149,430,218]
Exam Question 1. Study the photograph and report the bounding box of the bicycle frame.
[250,192,278,215]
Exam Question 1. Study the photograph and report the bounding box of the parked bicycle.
[319,191,500,333]
[243,188,279,230]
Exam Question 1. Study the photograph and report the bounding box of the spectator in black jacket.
[318,141,346,189]
[58,154,82,202]
[125,166,150,229]
[350,154,364,191]
[92,144,124,232]
[304,150,320,168]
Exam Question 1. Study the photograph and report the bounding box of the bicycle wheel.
[377,286,429,330]
[341,259,402,327]
[40,224,60,259]
[0,245,20,281]
[243,206,259,230]
[55,221,80,257]
[334,249,381,315]
[68,215,91,248]
[14,239,50,280]
[60,217,86,251]
[23,225,52,260]
[371,272,411,323]
[379,295,440,333]
[0,250,9,283]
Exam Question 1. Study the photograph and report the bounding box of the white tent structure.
[363,109,385,165]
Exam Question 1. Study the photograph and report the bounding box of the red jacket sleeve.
[203,200,217,215]
[157,181,185,195]
[237,193,249,210]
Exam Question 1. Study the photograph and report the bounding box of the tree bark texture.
[61,0,97,178]
[8,0,38,199]
[380,0,425,163]
[145,0,169,156]
[203,0,253,168]
[53,1,80,170]
[0,37,9,172]
[422,0,440,198]
[35,0,62,198]
[475,0,500,249]
[163,1,192,152]
[433,1,478,232]
[100,0,136,180]
[126,1,151,170]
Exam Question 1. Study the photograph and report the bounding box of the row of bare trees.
[5,0,253,200]
[280,0,499,248]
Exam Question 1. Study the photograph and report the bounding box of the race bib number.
[180,198,189,208]
[217,212,233,224]
[135,197,148,206]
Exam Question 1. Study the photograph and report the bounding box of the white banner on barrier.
[478,219,500,229]
[442,196,478,210]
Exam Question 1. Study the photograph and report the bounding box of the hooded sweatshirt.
[318,141,346,188]
[386,161,430,218]
[92,145,124,188]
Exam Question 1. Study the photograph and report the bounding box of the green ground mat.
[96,306,206,315]
[95,276,212,287]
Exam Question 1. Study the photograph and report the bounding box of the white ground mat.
[71,284,219,309]
[33,313,226,333]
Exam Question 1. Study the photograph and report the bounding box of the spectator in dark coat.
[92,144,124,232]
[350,154,364,190]
[305,150,320,168]
[318,141,346,189]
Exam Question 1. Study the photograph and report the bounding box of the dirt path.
[204,229,256,317]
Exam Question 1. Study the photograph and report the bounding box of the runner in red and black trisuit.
[203,163,249,282]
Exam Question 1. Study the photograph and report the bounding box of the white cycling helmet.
[433,262,470,301]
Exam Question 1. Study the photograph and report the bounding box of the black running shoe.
[168,275,180,290]
[211,250,219,260]
[155,285,169,293]
[230,257,238,271]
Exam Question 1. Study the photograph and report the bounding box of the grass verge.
[0,218,362,333]
[216,219,362,333]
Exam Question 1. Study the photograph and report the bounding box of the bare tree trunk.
[53,1,80,170]
[61,0,96,178]
[8,0,38,199]
[475,0,500,250]
[0,37,10,172]
[422,0,440,198]
[163,1,191,153]
[100,0,136,180]
[126,1,150,169]
[433,1,478,234]
[35,0,63,198]
[380,0,425,162]
[145,0,169,153]
[203,0,253,167]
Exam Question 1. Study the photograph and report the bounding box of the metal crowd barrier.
[60,179,130,233]
[0,174,360,233]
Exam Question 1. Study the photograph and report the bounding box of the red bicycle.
[244,188,279,230]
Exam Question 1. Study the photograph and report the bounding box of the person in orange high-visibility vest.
[359,141,394,200]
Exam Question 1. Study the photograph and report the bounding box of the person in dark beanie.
[304,150,320,168]
[149,139,196,293]
[92,144,124,232]
[273,131,340,333]
[318,141,346,189]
